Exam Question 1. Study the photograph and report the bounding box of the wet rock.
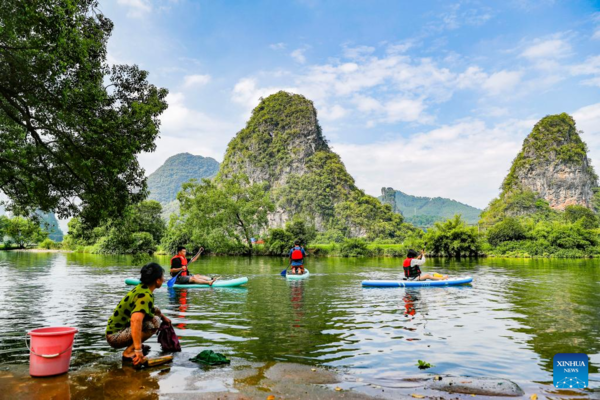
[429,376,524,397]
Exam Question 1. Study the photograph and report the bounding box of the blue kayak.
[125,277,248,288]
[362,276,473,287]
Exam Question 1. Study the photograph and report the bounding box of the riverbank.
[0,356,568,399]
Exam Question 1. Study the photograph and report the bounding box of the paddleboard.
[286,269,310,280]
[125,277,248,288]
[362,276,472,287]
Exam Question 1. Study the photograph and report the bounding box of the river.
[0,252,598,399]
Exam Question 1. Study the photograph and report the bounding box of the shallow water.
[0,252,598,397]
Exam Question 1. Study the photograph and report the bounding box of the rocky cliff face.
[219,91,407,238]
[482,113,598,221]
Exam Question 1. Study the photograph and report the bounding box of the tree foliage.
[423,215,481,257]
[486,217,528,247]
[0,0,168,226]
[564,205,598,229]
[166,175,274,255]
[64,200,165,254]
[4,216,47,248]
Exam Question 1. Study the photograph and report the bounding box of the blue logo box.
[553,353,588,389]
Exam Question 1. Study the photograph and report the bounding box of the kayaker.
[106,262,172,366]
[170,246,218,285]
[288,240,306,275]
[403,249,448,281]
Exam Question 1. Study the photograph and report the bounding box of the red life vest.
[171,255,188,277]
[403,257,421,278]
[291,247,304,261]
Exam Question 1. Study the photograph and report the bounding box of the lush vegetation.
[482,205,600,258]
[380,188,481,227]
[63,200,166,255]
[1,216,47,249]
[0,0,168,227]
[147,153,220,204]
[162,175,273,255]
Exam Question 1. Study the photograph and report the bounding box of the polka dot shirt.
[106,284,155,335]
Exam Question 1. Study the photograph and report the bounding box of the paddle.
[167,247,204,287]
[167,270,182,288]
[280,261,291,276]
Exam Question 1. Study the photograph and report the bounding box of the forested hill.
[380,188,481,227]
[147,153,220,204]
[218,91,411,239]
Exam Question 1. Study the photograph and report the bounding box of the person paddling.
[288,240,306,275]
[170,246,218,285]
[403,249,448,281]
[106,263,172,366]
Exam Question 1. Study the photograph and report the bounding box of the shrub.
[267,228,294,255]
[39,238,62,250]
[423,215,481,257]
[339,238,370,257]
[564,205,599,229]
[487,217,527,247]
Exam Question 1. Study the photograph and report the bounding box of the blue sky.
[101,0,600,209]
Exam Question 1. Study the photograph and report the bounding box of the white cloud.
[291,48,307,64]
[482,70,523,95]
[456,67,522,96]
[270,43,286,50]
[570,55,600,75]
[183,74,211,88]
[320,104,347,121]
[384,98,428,123]
[386,40,415,54]
[570,55,600,87]
[573,103,600,164]
[117,0,152,18]
[520,38,572,60]
[140,92,237,174]
[332,118,533,209]
[593,29,600,40]
[343,45,375,60]
[433,3,492,32]
[231,78,298,114]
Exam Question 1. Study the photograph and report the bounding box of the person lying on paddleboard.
[289,240,306,275]
[403,249,448,281]
[106,263,172,366]
[170,246,219,285]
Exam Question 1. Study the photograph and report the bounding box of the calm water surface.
[0,252,598,391]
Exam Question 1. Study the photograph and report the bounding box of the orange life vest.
[171,255,188,276]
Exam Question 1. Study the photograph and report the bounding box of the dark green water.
[0,252,598,390]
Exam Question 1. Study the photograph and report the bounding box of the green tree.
[564,205,598,229]
[285,218,316,247]
[5,217,47,248]
[487,217,528,247]
[0,0,168,226]
[266,228,294,255]
[63,200,165,254]
[173,175,274,254]
[0,215,8,239]
[423,215,481,257]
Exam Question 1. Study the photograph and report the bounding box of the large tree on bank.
[0,0,168,226]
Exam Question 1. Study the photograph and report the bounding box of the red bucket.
[27,327,78,377]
